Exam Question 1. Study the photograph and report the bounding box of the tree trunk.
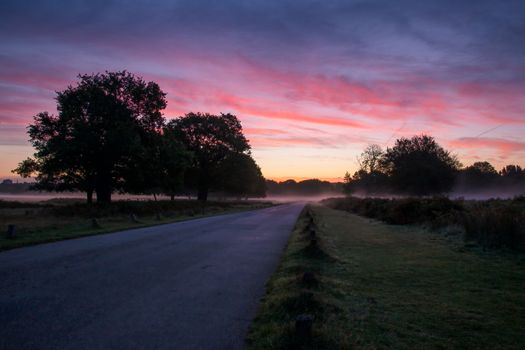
[86,190,93,204]
[197,187,208,201]
[197,168,209,201]
[170,194,175,201]
[95,170,112,203]
[153,193,157,201]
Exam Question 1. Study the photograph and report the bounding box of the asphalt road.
[0,203,304,350]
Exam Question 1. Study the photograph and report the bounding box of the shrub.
[462,202,525,250]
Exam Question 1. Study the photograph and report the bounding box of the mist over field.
[348,189,525,201]
[448,188,525,200]
[3,189,524,204]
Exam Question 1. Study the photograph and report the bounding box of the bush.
[462,202,525,250]
[324,196,462,226]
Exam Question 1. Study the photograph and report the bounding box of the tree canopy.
[214,152,266,198]
[358,144,383,174]
[167,112,252,201]
[14,71,169,203]
[344,135,463,196]
[344,144,388,195]
[14,73,267,203]
[381,135,461,195]
[458,161,499,189]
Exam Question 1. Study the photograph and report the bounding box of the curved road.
[0,203,304,350]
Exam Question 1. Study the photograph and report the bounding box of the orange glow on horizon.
[266,176,344,183]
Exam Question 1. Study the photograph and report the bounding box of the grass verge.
[247,204,525,349]
[0,199,273,251]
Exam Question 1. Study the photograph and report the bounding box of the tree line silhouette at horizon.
[10,70,524,202]
[13,71,265,203]
[345,136,525,196]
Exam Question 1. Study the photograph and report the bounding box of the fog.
[265,193,345,203]
[447,187,525,200]
[345,188,525,201]
[2,188,523,204]
[0,192,346,203]
[0,193,177,202]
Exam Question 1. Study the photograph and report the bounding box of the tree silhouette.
[381,135,461,195]
[266,178,341,195]
[500,164,524,178]
[459,161,499,189]
[214,152,266,198]
[167,112,250,201]
[344,144,388,194]
[500,164,525,189]
[358,144,383,173]
[123,128,191,200]
[13,71,167,203]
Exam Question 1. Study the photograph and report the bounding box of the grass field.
[0,199,272,251]
[247,204,525,349]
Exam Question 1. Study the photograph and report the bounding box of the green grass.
[0,199,273,251]
[247,204,525,349]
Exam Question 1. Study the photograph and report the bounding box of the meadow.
[247,204,525,349]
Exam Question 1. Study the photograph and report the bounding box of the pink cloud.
[450,137,525,154]
[243,127,288,136]
[250,136,333,148]
[2,44,525,180]
[209,92,367,128]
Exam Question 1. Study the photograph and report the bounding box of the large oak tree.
[14,71,167,203]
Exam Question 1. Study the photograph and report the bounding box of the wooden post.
[129,214,139,223]
[91,218,101,229]
[6,224,15,239]
[295,314,313,338]
[302,271,317,285]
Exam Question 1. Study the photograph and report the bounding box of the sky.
[1,0,525,182]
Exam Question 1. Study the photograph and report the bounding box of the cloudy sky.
[1,0,524,181]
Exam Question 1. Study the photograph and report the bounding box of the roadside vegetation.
[0,199,272,250]
[323,196,525,252]
[247,204,525,349]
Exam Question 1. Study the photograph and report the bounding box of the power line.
[474,124,503,138]
[384,121,406,147]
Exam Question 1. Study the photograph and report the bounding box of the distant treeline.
[345,135,525,197]
[0,182,32,194]
[266,179,343,195]
[13,71,265,203]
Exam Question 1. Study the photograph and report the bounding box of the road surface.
[0,203,304,350]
